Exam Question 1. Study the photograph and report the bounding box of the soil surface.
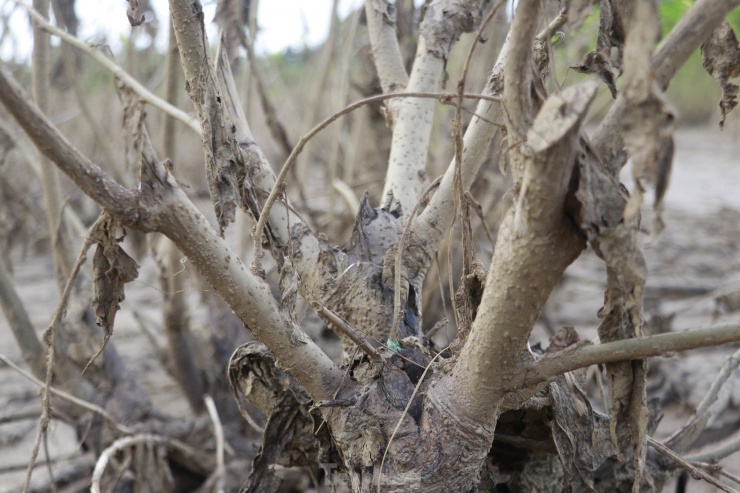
[1,127,738,492]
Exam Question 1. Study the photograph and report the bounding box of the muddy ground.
[0,127,738,492]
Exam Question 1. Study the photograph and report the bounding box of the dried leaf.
[575,146,649,484]
[569,0,624,98]
[701,22,740,129]
[621,0,675,224]
[84,214,139,373]
[570,51,617,99]
[90,215,139,332]
[545,325,581,354]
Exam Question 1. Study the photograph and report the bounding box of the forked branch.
[0,66,346,404]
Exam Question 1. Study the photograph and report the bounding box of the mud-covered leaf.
[90,215,139,333]
[597,276,649,464]
[545,325,581,353]
[229,343,335,493]
[83,213,139,373]
[569,0,623,98]
[575,143,649,482]
[570,52,617,99]
[243,398,316,493]
[701,22,740,129]
[621,0,675,223]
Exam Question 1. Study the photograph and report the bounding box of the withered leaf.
[570,51,617,99]
[621,0,675,223]
[569,0,623,98]
[701,22,740,129]
[90,214,139,334]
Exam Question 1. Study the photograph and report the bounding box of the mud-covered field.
[1,128,738,492]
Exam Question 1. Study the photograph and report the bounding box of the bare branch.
[503,0,540,138]
[688,435,740,464]
[252,91,501,274]
[0,354,131,435]
[311,303,380,361]
[434,80,598,422]
[364,0,409,111]
[382,0,487,216]
[530,324,740,383]
[90,434,210,493]
[0,64,345,403]
[413,31,512,253]
[0,257,45,376]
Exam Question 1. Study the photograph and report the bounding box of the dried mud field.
[1,128,739,492]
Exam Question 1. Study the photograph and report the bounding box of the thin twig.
[389,176,443,342]
[687,435,740,464]
[0,354,133,435]
[15,0,200,135]
[666,346,740,451]
[647,437,737,493]
[250,90,501,274]
[693,462,740,487]
[204,395,225,493]
[90,434,168,493]
[42,432,56,493]
[459,0,507,101]
[311,302,380,360]
[535,8,567,42]
[24,217,99,492]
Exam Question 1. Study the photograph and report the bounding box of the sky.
[0,0,366,61]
